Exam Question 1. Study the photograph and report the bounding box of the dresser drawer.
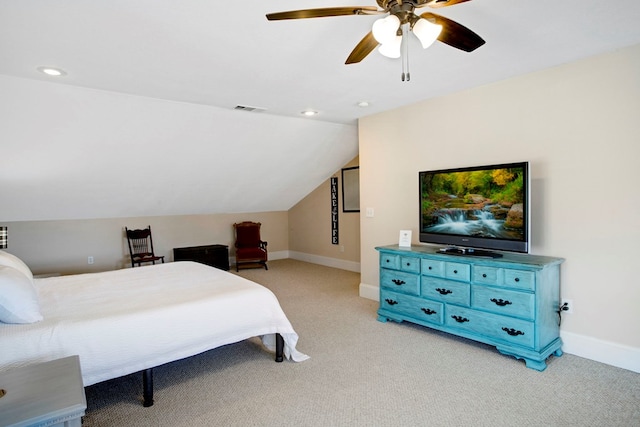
[472,286,534,320]
[473,266,535,291]
[421,259,445,277]
[380,269,420,295]
[380,253,400,270]
[445,262,471,282]
[504,269,535,291]
[380,290,444,325]
[400,256,420,273]
[421,277,470,306]
[446,306,535,348]
[473,265,503,285]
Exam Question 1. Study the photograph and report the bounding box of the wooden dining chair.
[125,225,165,268]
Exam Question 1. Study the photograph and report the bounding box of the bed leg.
[142,368,154,407]
[275,333,284,363]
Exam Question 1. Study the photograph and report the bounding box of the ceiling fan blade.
[266,7,379,21]
[420,12,485,52]
[425,0,473,9]
[345,31,378,64]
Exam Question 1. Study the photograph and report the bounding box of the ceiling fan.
[266,0,485,80]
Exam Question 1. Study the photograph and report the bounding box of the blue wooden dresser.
[376,245,564,371]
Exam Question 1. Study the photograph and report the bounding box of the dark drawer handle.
[392,279,405,286]
[514,277,520,282]
[453,269,458,274]
[502,327,524,336]
[491,298,512,307]
[428,266,433,270]
[482,273,487,278]
[421,308,437,315]
[436,288,452,295]
[385,299,398,306]
[406,262,411,267]
[386,259,390,263]
[451,315,469,323]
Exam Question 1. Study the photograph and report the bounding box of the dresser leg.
[523,358,548,371]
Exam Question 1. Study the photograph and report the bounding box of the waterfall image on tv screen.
[420,163,527,245]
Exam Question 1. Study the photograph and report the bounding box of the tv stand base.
[438,246,503,258]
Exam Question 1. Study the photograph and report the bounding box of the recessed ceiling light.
[301,110,318,117]
[37,66,67,77]
[357,101,370,108]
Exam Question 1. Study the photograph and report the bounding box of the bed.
[0,251,308,406]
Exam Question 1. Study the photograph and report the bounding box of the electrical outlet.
[88,256,94,265]
[561,298,573,314]
[366,207,374,217]
[340,245,345,252]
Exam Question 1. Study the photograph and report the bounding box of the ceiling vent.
[234,105,266,113]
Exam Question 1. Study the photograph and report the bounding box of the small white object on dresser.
[398,230,412,247]
[0,355,86,427]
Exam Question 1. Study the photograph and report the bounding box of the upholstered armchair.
[233,221,268,271]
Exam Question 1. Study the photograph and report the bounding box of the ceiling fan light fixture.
[378,35,402,59]
[372,14,400,45]
[412,18,442,49]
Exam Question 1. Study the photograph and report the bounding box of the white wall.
[289,156,361,272]
[358,44,640,372]
[2,212,290,275]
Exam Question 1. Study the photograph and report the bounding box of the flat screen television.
[419,161,529,257]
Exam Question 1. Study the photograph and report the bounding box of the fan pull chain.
[401,23,410,82]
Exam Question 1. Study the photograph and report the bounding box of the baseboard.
[229,250,288,267]
[267,250,289,261]
[232,251,359,272]
[288,251,360,272]
[358,283,639,373]
[560,330,640,373]
[359,282,379,301]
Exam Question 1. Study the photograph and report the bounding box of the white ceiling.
[2,0,640,125]
[2,1,640,221]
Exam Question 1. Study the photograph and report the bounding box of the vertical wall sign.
[331,177,339,244]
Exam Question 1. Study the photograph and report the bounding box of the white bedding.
[0,261,308,386]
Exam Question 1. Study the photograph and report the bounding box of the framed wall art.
[341,166,360,213]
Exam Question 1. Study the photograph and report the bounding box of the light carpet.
[82,259,640,426]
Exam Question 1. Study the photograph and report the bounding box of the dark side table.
[173,244,230,271]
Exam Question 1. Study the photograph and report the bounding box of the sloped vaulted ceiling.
[0,76,358,221]
[1,1,640,221]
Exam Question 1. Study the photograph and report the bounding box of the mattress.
[0,261,308,386]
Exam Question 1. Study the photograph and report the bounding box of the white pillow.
[0,266,43,324]
[0,250,34,282]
